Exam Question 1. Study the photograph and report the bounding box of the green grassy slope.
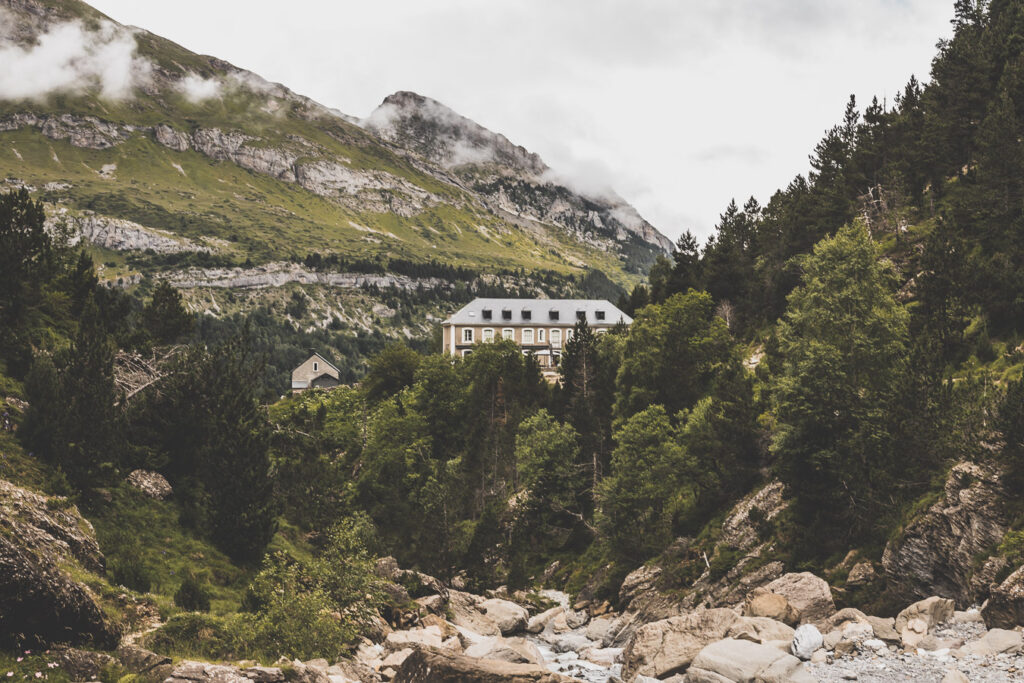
[0,0,653,289]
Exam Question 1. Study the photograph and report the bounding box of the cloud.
[178,73,222,102]
[0,12,151,100]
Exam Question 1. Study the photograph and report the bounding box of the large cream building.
[441,298,632,370]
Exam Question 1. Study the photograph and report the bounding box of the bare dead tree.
[114,346,185,405]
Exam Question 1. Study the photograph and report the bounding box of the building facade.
[291,352,341,394]
[441,298,632,371]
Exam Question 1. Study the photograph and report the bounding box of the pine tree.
[772,223,909,553]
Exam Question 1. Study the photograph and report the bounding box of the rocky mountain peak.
[363,90,672,255]
[364,90,547,176]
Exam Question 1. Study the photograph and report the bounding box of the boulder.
[392,647,575,682]
[744,589,798,626]
[882,461,1010,606]
[790,624,823,660]
[621,608,739,680]
[463,636,543,664]
[126,469,173,499]
[0,480,120,648]
[116,645,174,680]
[981,564,1024,629]
[585,616,615,642]
[385,626,445,651]
[526,607,562,634]
[448,590,501,636]
[479,598,528,635]
[763,572,835,626]
[900,617,929,649]
[686,638,815,683]
[864,615,899,643]
[960,628,1023,656]
[894,596,954,634]
[825,607,870,631]
[727,616,795,644]
[941,671,969,683]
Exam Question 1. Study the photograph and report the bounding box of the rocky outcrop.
[0,479,120,648]
[392,647,575,682]
[981,564,1024,629]
[59,213,210,254]
[162,263,448,292]
[882,461,1010,606]
[127,470,173,500]
[0,113,133,149]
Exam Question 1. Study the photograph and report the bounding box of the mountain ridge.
[0,0,672,292]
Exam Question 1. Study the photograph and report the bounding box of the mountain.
[0,0,671,304]
[364,91,673,257]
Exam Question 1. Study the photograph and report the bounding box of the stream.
[525,590,622,682]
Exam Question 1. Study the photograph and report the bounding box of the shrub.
[110,553,152,593]
[174,571,212,612]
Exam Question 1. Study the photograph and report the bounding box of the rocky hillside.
[0,0,670,298]
[365,91,672,263]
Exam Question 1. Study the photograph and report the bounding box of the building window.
[522,328,534,344]
[463,328,474,343]
[566,328,574,341]
[483,328,494,342]
[551,329,562,347]
[596,328,608,335]
[522,309,532,321]
[502,309,512,320]
[462,349,473,357]
[482,309,492,320]
[313,362,318,372]
[576,310,586,321]
[549,309,560,321]
[596,310,606,321]
[502,328,514,340]
[537,328,546,343]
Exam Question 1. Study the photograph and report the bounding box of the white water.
[526,590,622,682]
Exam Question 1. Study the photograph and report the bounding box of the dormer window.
[313,362,319,372]
[502,308,512,321]
[482,309,492,321]
[549,309,559,321]
[521,309,532,321]
[576,310,586,321]
[596,310,606,321]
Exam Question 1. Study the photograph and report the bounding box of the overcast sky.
[87,0,954,242]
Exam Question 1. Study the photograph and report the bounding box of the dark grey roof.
[445,298,632,326]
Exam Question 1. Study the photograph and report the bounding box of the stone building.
[291,352,341,394]
[441,298,632,373]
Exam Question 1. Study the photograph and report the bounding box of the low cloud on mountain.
[0,12,151,100]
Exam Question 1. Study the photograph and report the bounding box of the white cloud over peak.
[0,13,151,101]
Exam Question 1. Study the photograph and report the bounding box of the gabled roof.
[301,352,340,375]
[444,298,632,326]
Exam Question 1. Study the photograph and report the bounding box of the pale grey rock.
[982,563,1024,629]
[895,596,955,634]
[127,469,173,500]
[479,597,528,635]
[688,638,815,683]
[791,624,824,660]
[463,636,543,664]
